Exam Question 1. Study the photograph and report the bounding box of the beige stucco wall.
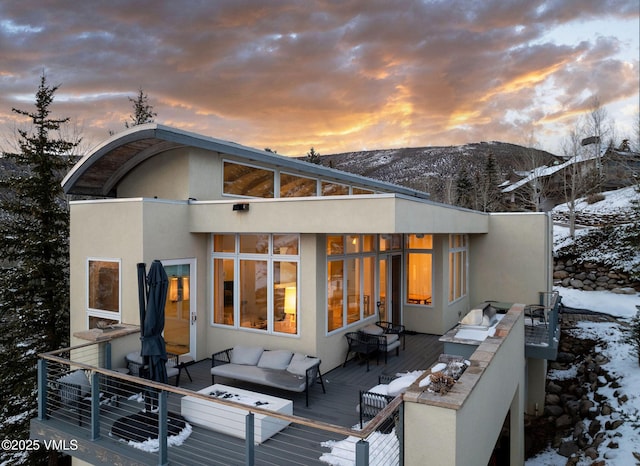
[469,212,552,306]
[404,305,526,466]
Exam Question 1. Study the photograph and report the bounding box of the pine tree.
[479,152,502,212]
[305,147,322,165]
[125,86,157,128]
[0,74,78,465]
[455,166,474,209]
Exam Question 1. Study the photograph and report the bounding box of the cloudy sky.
[0,0,638,156]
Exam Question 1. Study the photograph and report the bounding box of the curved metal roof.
[62,123,431,199]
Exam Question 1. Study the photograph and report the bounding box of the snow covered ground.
[526,287,640,465]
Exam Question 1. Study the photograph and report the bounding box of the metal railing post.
[90,372,101,440]
[104,341,112,369]
[37,359,47,420]
[355,439,369,466]
[245,412,255,466]
[158,391,168,466]
[398,402,404,466]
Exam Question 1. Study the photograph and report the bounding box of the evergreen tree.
[305,147,322,165]
[125,87,157,128]
[455,165,474,209]
[0,74,78,465]
[479,152,502,212]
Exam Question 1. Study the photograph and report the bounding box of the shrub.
[586,193,605,204]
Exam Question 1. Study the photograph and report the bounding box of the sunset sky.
[0,0,638,157]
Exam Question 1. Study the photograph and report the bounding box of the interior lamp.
[284,286,297,324]
[169,276,190,302]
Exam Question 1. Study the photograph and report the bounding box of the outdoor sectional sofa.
[210,346,326,406]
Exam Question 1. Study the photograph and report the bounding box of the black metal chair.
[376,321,407,349]
[343,332,379,371]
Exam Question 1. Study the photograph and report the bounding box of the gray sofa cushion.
[210,364,307,392]
[257,350,293,370]
[230,346,264,365]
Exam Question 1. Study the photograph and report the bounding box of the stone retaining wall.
[553,258,640,293]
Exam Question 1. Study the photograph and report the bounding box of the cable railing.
[35,342,402,466]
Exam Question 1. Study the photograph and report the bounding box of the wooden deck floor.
[169,332,444,427]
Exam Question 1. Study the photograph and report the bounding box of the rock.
[588,419,601,437]
[570,279,584,288]
[611,287,636,295]
[546,393,561,405]
[547,381,563,394]
[558,440,580,457]
[556,414,574,429]
[556,352,576,363]
[554,270,570,279]
[579,399,595,417]
[544,405,564,417]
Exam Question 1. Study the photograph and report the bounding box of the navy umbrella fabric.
[138,260,169,385]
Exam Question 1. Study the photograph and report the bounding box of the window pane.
[363,257,375,317]
[240,234,269,254]
[362,235,376,252]
[214,234,235,253]
[88,260,119,312]
[321,181,349,196]
[214,258,234,325]
[346,235,359,254]
[407,234,433,249]
[280,173,317,197]
[89,316,119,330]
[380,234,402,251]
[346,258,360,324]
[328,260,344,332]
[353,187,374,195]
[274,234,298,255]
[239,260,268,330]
[327,235,344,255]
[407,253,432,305]
[224,161,274,198]
[274,261,297,334]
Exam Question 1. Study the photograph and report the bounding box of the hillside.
[317,141,560,200]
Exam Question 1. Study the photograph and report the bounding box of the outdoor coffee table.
[180,384,293,443]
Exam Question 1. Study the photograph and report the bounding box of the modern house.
[32,124,559,465]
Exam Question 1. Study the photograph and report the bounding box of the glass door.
[378,254,402,324]
[162,259,196,359]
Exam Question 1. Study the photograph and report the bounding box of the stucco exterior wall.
[469,212,552,306]
[404,305,526,466]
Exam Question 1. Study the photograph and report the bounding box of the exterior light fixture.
[232,203,249,211]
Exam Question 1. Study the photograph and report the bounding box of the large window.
[327,235,376,332]
[406,235,433,305]
[223,161,274,198]
[212,234,299,335]
[449,234,468,303]
[87,258,121,328]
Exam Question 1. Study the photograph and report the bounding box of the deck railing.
[34,341,402,466]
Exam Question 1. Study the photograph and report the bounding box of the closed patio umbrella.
[139,260,169,385]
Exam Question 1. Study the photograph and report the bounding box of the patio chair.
[376,321,406,349]
[361,325,402,364]
[358,374,398,430]
[125,351,183,386]
[343,332,379,371]
[524,305,549,328]
[57,370,91,426]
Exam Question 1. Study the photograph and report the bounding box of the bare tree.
[125,87,157,128]
[585,96,611,188]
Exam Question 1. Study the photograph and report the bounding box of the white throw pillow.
[362,324,384,335]
[231,346,264,365]
[286,357,320,376]
[257,350,294,370]
[367,384,389,396]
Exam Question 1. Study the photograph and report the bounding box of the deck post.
[355,438,369,466]
[90,372,101,440]
[37,359,47,420]
[399,402,404,465]
[104,341,112,369]
[245,412,255,465]
[158,390,168,466]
